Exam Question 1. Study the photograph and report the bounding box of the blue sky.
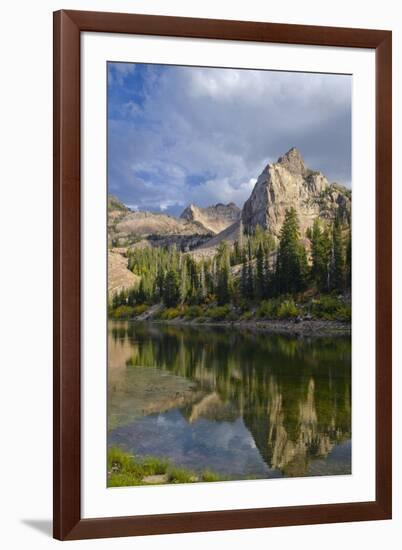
[108,62,351,215]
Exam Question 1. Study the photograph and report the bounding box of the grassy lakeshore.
[108,447,224,487]
[109,294,351,336]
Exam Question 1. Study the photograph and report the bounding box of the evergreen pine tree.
[240,254,254,300]
[240,260,248,300]
[217,265,231,305]
[127,287,137,307]
[310,219,331,291]
[199,262,207,302]
[345,230,352,289]
[276,208,308,294]
[216,240,232,305]
[137,279,147,303]
[263,251,272,298]
[154,266,165,301]
[246,239,254,299]
[163,270,181,307]
[180,260,188,303]
[331,219,345,292]
[238,219,244,251]
[256,243,265,299]
[112,291,119,309]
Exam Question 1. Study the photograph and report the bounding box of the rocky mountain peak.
[242,149,351,237]
[181,203,198,217]
[276,147,307,176]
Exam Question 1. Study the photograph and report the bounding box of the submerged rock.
[142,474,169,484]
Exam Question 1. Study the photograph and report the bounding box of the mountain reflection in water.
[108,321,351,479]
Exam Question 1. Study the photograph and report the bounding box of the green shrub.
[311,295,351,321]
[277,299,299,319]
[184,305,203,319]
[153,308,164,319]
[226,311,239,322]
[257,299,278,319]
[168,467,194,484]
[206,305,230,320]
[240,310,254,321]
[110,305,135,319]
[160,307,181,320]
[141,456,169,476]
[108,472,144,487]
[201,470,222,482]
[336,304,351,322]
[132,304,148,316]
[108,447,136,472]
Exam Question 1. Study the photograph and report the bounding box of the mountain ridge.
[108,147,351,253]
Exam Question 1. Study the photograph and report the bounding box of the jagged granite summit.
[180,202,241,234]
[277,146,308,176]
[242,147,351,237]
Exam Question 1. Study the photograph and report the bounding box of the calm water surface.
[108,321,351,480]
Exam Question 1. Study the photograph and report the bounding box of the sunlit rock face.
[108,250,140,297]
[242,147,351,237]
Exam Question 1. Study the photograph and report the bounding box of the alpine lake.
[108,321,351,482]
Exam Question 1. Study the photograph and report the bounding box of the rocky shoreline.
[137,317,351,337]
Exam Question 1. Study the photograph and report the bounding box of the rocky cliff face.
[115,210,211,238]
[180,202,241,234]
[242,147,351,237]
[108,249,140,296]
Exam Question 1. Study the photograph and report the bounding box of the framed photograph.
[53,10,392,540]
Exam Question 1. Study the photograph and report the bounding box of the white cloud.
[108,64,351,213]
[108,63,136,86]
[159,199,185,212]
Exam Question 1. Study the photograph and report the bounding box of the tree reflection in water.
[108,322,351,479]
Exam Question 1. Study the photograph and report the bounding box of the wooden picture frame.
[53,9,392,540]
